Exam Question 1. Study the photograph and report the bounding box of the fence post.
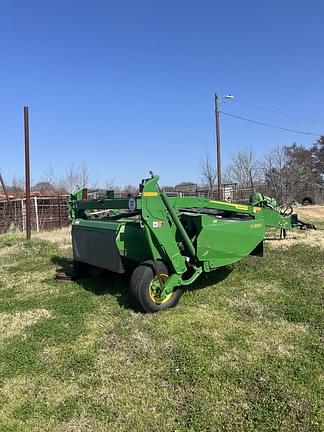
[58,196,62,228]
[34,196,39,232]
[21,199,25,232]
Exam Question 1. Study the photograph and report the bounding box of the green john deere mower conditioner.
[69,174,315,313]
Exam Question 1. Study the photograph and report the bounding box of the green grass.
[0,230,323,431]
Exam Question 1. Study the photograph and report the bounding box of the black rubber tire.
[129,260,182,313]
[73,260,103,278]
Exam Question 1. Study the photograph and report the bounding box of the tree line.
[2,137,323,204]
[200,137,324,203]
[3,163,137,196]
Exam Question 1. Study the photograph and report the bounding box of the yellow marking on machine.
[209,200,224,205]
[250,223,262,229]
[209,200,248,211]
[234,204,249,211]
[253,207,262,213]
[143,191,159,197]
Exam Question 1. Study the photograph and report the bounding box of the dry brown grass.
[35,226,71,251]
[0,309,52,342]
[294,204,324,221]
[267,227,324,249]
[1,268,60,300]
[265,204,324,249]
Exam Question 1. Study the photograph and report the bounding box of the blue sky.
[0,0,323,187]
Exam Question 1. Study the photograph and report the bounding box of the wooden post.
[21,199,26,232]
[24,106,31,240]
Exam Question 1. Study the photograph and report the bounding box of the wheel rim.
[149,273,172,305]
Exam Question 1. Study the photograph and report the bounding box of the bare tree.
[263,146,288,203]
[79,161,90,188]
[105,177,118,191]
[313,136,324,180]
[59,162,92,193]
[31,164,57,192]
[199,153,216,196]
[10,176,25,193]
[123,184,137,195]
[41,164,55,185]
[32,181,56,192]
[225,149,262,188]
[60,164,80,193]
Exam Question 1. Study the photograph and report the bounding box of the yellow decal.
[209,200,248,211]
[209,200,223,205]
[250,223,262,229]
[253,207,262,213]
[143,191,159,197]
[233,204,248,211]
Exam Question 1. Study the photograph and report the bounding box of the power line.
[220,111,322,137]
[233,99,324,125]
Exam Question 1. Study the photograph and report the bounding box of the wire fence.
[0,195,70,234]
[1,184,323,234]
[165,184,269,202]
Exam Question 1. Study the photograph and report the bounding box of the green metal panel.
[167,196,252,214]
[116,221,152,263]
[140,190,187,274]
[258,207,293,229]
[195,215,265,269]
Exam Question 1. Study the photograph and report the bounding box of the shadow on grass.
[52,255,133,309]
[51,255,232,311]
[52,255,74,274]
[186,265,232,293]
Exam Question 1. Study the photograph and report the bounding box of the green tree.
[264,138,323,203]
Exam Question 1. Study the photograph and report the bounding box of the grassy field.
[0,212,323,431]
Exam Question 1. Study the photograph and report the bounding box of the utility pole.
[24,106,31,240]
[214,93,234,200]
[214,93,222,200]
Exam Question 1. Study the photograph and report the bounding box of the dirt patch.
[294,205,324,222]
[266,227,324,250]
